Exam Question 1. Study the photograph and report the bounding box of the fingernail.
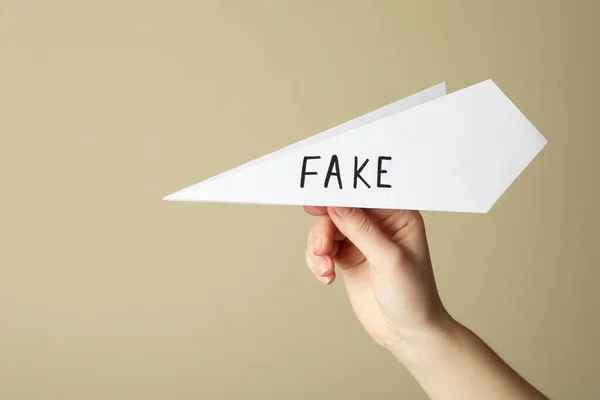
[312,234,322,253]
[313,255,329,276]
[333,207,351,218]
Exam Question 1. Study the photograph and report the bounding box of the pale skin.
[304,206,548,400]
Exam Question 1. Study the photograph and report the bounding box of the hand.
[305,207,548,399]
[304,206,451,354]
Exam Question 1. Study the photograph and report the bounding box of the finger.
[334,240,366,270]
[305,247,336,284]
[331,239,343,258]
[333,229,346,241]
[365,209,424,242]
[327,207,401,274]
[366,209,429,264]
[322,270,336,285]
[303,206,327,216]
[307,215,337,257]
[305,216,336,280]
[305,216,346,285]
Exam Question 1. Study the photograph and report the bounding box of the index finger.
[303,206,328,216]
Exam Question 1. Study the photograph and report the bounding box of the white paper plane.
[164,79,547,213]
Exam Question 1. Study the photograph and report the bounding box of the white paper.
[164,79,547,213]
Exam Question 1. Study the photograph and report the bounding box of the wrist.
[388,312,464,367]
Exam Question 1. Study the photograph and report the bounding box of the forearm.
[393,317,547,400]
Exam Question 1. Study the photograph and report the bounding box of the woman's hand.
[304,206,548,400]
[304,206,450,354]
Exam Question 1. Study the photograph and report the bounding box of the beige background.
[1,1,598,398]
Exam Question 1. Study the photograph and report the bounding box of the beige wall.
[1,1,598,398]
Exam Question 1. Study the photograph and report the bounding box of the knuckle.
[408,210,425,230]
[353,211,374,237]
[391,211,425,243]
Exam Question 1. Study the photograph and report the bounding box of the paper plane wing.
[164,79,547,213]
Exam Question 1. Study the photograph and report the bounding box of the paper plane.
[164,79,547,213]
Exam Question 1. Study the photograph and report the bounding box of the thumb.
[327,207,402,273]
